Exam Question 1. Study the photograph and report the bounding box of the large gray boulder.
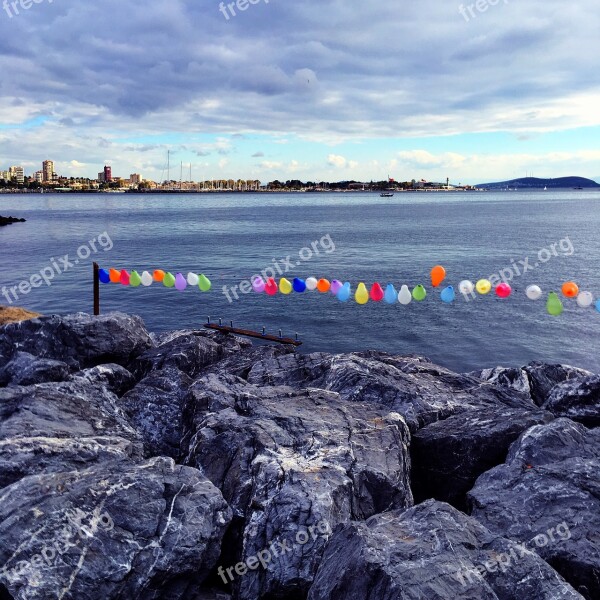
[235,351,535,432]
[130,333,228,379]
[308,500,582,600]
[542,375,600,427]
[412,407,554,509]
[0,457,232,600]
[120,367,193,458]
[468,419,600,599]
[0,380,142,489]
[182,373,413,599]
[0,312,153,371]
[69,363,137,397]
[469,362,592,407]
[0,351,70,387]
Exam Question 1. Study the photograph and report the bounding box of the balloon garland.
[98,265,599,315]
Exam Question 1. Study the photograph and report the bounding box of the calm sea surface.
[1,191,599,373]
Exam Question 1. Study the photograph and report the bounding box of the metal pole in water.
[93,262,100,316]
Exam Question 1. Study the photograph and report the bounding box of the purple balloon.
[252,276,266,293]
[330,280,343,295]
[175,273,187,292]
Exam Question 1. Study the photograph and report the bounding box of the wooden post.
[93,262,100,316]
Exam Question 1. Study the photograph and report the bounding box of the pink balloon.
[495,283,512,298]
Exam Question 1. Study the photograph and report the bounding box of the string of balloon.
[98,266,599,316]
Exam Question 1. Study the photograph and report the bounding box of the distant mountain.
[477,176,600,190]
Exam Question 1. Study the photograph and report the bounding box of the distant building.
[9,166,24,184]
[97,171,105,183]
[104,166,112,182]
[34,171,44,183]
[42,160,54,182]
[130,173,142,184]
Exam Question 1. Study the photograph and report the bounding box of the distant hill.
[477,176,600,190]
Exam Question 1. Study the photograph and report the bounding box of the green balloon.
[412,284,427,301]
[547,292,563,316]
[198,274,212,292]
[129,270,142,287]
[163,272,176,288]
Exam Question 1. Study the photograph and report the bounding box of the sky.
[0,0,599,184]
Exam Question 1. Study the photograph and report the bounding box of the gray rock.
[130,333,227,379]
[470,363,592,407]
[120,367,193,458]
[308,500,582,600]
[69,363,136,397]
[0,457,232,600]
[241,351,535,432]
[542,375,600,427]
[412,407,554,510]
[0,380,139,442]
[466,366,532,397]
[468,419,600,599]
[0,435,143,490]
[0,312,153,371]
[0,351,70,387]
[0,380,143,489]
[182,374,412,599]
[525,363,593,406]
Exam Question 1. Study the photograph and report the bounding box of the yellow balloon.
[476,279,492,295]
[355,282,369,305]
[279,278,293,294]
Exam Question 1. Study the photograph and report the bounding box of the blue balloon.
[337,282,351,302]
[441,286,456,303]
[98,269,110,284]
[596,299,600,312]
[384,283,398,304]
[293,278,307,293]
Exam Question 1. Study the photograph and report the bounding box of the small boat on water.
[380,192,394,197]
[573,187,583,190]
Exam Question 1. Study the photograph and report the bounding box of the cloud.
[252,151,265,157]
[0,0,598,180]
[327,154,348,168]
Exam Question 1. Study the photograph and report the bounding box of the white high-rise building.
[9,166,24,184]
[42,160,54,182]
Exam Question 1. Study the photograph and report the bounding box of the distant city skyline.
[0,2,599,184]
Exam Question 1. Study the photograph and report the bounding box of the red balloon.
[495,283,512,298]
[265,278,278,296]
[370,282,384,302]
[120,269,130,286]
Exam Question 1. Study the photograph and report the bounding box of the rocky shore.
[0,216,26,227]
[0,312,598,599]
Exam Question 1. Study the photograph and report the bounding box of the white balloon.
[187,272,199,286]
[459,280,474,295]
[141,271,153,287]
[526,285,542,300]
[577,291,594,308]
[305,277,318,291]
[398,284,412,305]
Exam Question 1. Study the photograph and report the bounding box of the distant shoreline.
[1,188,598,195]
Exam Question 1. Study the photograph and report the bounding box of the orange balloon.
[317,278,331,293]
[562,281,579,298]
[153,269,165,282]
[109,268,120,283]
[431,265,446,288]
